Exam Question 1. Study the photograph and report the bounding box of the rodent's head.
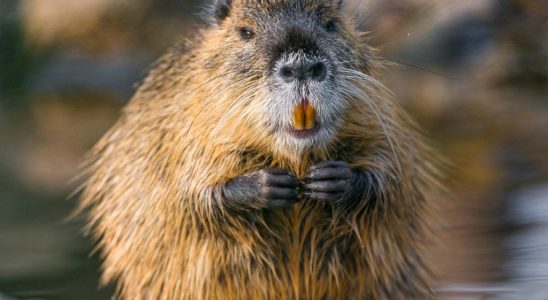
[201,0,373,154]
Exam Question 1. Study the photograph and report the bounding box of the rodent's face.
[208,0,370,153]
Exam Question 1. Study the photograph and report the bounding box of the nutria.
[78,0,441,299]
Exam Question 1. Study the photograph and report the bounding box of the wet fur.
[79,0,441,299]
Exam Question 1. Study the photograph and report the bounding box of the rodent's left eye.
[325,20,337,33]
[239,27,255,40]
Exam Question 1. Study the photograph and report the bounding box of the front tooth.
[305,103,315,130]
[293,104,305,130]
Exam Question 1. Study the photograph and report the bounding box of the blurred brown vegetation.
[0,0,547,299]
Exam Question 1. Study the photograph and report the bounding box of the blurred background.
[0,0,546,299]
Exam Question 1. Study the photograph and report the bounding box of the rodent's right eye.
[325,20,337,33]
[239,27,255,40]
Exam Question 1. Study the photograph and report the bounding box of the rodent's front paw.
[303,161,352,202]
[256,168,301,208]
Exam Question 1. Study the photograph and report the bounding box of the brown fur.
[78,1,442,299]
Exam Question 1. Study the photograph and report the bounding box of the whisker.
[373,57,454,80]
[338,68,404,178]
[184,72,263,137]
[211,82,261,138]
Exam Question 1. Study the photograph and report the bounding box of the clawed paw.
[256,168,301,208]
[303,161,352,202]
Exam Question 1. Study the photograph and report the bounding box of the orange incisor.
[293,99,316,130]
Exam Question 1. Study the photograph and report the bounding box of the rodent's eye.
[325,20,337,33]
[239,27,255,40]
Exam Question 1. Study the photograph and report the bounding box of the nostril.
[279,61,326,82]
[280,66,295,80]
[308,62,327,81]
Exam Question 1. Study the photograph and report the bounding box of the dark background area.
[1,0,547,299]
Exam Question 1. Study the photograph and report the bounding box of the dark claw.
[305,179,349,193]
[304,167,352,181]
[305,192,345,202]
[264,174,300,188]
[309,160,349,170]
[266,168,292,175]
[264,186,299,200]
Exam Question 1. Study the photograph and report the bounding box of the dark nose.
[279,61,327,82]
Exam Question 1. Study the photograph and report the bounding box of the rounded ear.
[212,0,233,23]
